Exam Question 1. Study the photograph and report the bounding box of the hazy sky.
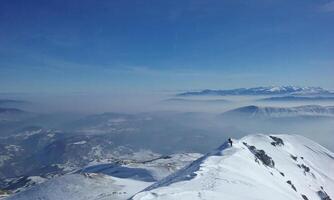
[1,0,334,94]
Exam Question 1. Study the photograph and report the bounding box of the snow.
[72,140,87,145]
[3,134,333,200]
[4,152,201,199]
[54,162,79,173]
[47,133,55,138]
[4,145,22,152]
[26,176,47,184]
[107,118,127,125]
[7,173,151,200]
[0,155,11,167]
[124,153,202,181]
[269,86,284,92]
[178,86,334,96]
[133,134,334,200]
[9,176,48,193]
[80,153,202,182]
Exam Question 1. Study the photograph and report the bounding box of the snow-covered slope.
[3,153,201,199]
[122,153,202,181]
[6,173,151,200]
[1,176,47,194]
[222,105,334,118]
[133,134,334,200]
[76,153,202,182]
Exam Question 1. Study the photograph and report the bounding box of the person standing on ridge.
[228,138,233,147]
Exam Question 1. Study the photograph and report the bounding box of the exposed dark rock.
[301,157,304,160]
[324,152,334,160]
[301,194,309,200]
[317,190,332,200]
[269,136,284,146]
[243,142,275,168]
[286,180,297,192]
[279,172,285,177]
[140,155,172,164]
[311,173,316,179]
[3,176,31,191]
[290,154,298,161]
[301,164,310,173]
[298,164,310,175]
[0,189,11,196]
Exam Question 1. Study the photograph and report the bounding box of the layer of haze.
[0,0,334,152]
[2,91,334,152]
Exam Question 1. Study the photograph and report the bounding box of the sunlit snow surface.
[4,134,333,200]
[4,153,201,200]
[133,134,334,200]
[6,173,151,200]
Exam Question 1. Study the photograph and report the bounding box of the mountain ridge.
[178,86,334,96]
[132,134,334,200]
[222,105,334,118]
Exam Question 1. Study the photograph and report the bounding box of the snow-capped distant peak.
[133,134,334,200]
[177,86,334,96]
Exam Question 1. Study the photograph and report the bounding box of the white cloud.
[319,1,334,12]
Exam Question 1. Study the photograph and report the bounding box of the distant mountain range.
[164,98,230,103]
[259,96,334,101]
[222,105,334,118]
[0,108,25,114]
[0,107,35,124]
[0,100,28,107]
[178,86,334,96]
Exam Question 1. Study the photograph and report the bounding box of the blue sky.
[1,0,334,94]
